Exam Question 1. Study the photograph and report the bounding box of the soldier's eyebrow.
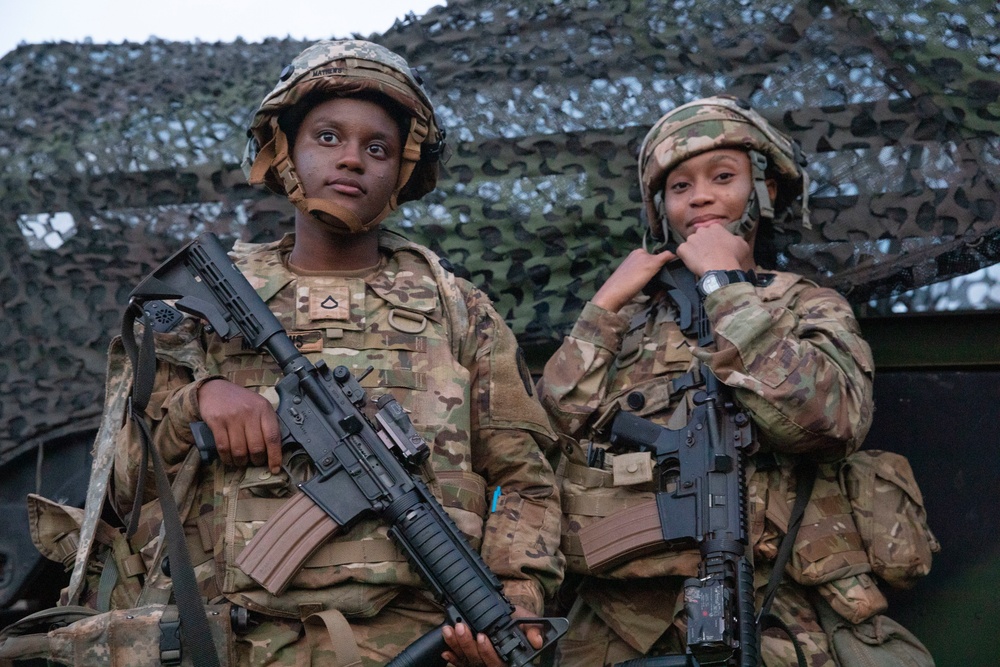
[706,152,743,166]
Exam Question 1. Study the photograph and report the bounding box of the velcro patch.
[288,330,324,354]
[308,285,351,321]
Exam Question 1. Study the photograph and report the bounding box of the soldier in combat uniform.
[100,40,563,666]
[537,97,933,666]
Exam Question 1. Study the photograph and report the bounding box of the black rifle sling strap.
[756,461,816,667]
[121,304,222,667]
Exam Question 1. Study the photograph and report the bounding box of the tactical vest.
[206,233,499,618]
[31,232,509,623]
[557,271,937,625]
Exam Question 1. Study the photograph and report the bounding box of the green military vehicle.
[2,1,997,663]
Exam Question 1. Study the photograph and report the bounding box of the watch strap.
[697,269,757,297]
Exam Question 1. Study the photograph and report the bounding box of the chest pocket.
[653,335,693,376]
[338,272,443,393]
[610,307,694,384]
[603,314,699,427]
[325,330,430,392]
[288,274,437,393]
[213,336,287,390]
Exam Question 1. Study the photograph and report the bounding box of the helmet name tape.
[310,67,346,78]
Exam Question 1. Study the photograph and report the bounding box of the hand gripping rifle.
[128,233,568,667]
[578,261,759,667]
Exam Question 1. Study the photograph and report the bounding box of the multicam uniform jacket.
[536,268,876,656]
[110,231,563,628]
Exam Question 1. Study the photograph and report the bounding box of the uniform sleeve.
[460,284,566,614]
[699,282,874,460]
[534,301,630,439]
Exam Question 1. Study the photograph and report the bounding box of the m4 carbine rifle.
[578,261,759,667]
[129,232,567,667]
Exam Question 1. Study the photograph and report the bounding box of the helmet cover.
[638,96,809,242]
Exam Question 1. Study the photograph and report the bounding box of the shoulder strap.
[756,461,816,667]
[65,337,132,605]
[379,230,469,360]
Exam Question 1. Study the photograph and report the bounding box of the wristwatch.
[696,269,757,298]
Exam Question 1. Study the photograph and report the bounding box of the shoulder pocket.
[842,450,940,589]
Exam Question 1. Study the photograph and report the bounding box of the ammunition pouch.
[814,595,935,667]
[842,450,940,589]
[774,450,938,624]
[783,461,870,587]
[814,572,887,625]
[556,383,702,579]
[557,453,700,580]
[0,603,235,667]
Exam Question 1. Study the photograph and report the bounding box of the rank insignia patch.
[307,285,350,321]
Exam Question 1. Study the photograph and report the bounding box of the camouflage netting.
[2,0,999,457]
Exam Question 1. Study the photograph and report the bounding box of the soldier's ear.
[766,178,778,202]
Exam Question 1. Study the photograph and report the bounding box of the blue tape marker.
[491,486,501,512]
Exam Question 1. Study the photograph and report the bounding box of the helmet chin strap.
[726,149,774,240]
[294,197,388,235]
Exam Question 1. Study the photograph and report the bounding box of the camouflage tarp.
[2,0,998,456]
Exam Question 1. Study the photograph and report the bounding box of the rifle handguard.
[235,492,341,596]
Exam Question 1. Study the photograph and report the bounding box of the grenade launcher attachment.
[128,232,567,667]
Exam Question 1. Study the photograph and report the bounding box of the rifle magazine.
[235,493,341,596]
[579,499,667,573]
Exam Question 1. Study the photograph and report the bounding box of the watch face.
[700,272,724,294]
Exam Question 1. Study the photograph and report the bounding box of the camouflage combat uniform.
[99,38,566,666]
[537,268,875,666]
[110,231,564,666]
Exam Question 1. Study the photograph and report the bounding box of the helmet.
[242,40,446,234]
[637,96,810,244]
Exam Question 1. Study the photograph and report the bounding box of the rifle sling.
[756,461,816,667]
[95,550,118,612]
[122,306,222,667]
